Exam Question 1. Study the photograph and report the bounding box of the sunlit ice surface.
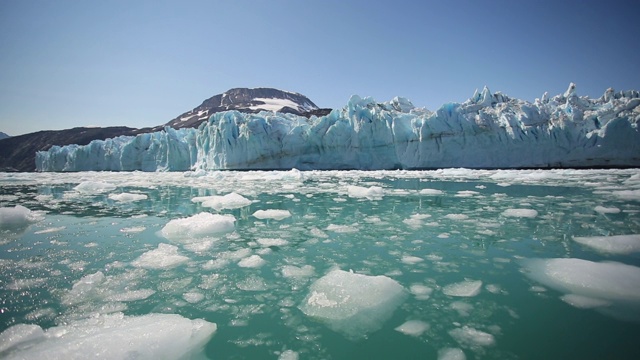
[1,169,640,359]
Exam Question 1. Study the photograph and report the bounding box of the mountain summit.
[160,88,327,130]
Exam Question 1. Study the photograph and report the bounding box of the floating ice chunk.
[410,284,433,300]
[299,269,406,340]
[449,326,495,347]
[34,226,65,234]
[5,278,46,291]
[442,280,482,297]
[120,226,146,233]
[105,289,156,302]
[501,208,538,218]
[0,324,45,353]
[238,255,266,268]
[347,185,384,199]
[253,209,291,220]
[594,205,621,214]
[0,205,43,229]
[74,181,116,194]
[278,349,299,360]
[108,192,147,202]
[282,265,315,278]
[0,313,216,359]
[183,292,205,304]
[401,255,424,265]
[236,275,268,291]
[420,188,444,195]
[438,347,466,360]
[611,189,640,201]
[132,243,190,269]
[326,224,358,233]
[161,212,235,241]
[445,214,469,221]
[521,258,640,320]
[573,234,640,255]
[193,192,252,211]
[257,238,289,247]
[455,191,479,198]
[561,294,611,309]
[394,320,429,337]
[450,301,474,316]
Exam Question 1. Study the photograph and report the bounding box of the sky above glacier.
[1,0,639,135]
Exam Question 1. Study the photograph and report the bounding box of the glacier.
[36,84,640,171]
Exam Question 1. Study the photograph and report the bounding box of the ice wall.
[36,84,640,171]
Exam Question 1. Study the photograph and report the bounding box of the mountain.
[0,132,9,140]
[155,88,330,131]
[36,84,640,172]
[0,88,328,171]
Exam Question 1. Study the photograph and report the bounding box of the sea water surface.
[1,169,640,359]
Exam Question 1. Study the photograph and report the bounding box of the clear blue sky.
[1,0,639,136]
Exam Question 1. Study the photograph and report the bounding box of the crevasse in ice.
[36,84,640,171]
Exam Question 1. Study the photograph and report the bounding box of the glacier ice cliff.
[36,84,640,171]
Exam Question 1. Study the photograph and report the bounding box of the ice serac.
[36,84,640,171]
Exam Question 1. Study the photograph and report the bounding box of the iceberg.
[36,84,640,171]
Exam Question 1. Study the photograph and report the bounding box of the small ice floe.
[132,244,190,269]
[73,181,116,194]
[394,320,430,337]
[448,326,495,347]
[573,234,640,255]
[347,185,384,199]
[501,208,538,218]
[108,193,147,202]
[252,209,291,220]
[192,192,252,211]
[299,269,406,340]
[442,280,482,297]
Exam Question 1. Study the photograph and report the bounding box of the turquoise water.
[1,169,640,359]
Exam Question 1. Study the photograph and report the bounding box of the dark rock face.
[0,132,9,140]
[0,88,330,171]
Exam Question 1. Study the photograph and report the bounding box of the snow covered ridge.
[36,84,640,171]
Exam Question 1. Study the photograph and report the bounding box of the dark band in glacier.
[36,84,640,171]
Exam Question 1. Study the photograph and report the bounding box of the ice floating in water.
[237,255,266,268]
[161,212,235,241]
[278,349,299,360]
[73,181,116,194]
[252,209,291,220]
[448,326,495,348]
[521,258,640,320]
[410,284,433,300]
[501,208,538,218]
[438,347,467,360]
[442,280,483,297]
[299,269,406,340]
[401,255,424,265]
[561,294,611,309]
[0,205,43,229]
[419,189,444,196]
[445,214,469,221]
[394,320,429,337]
[281,265,315,278]
[573,234,640,255]
[347,185,384,199]
[594,206,621,214]
[132,243,190,269]
[192,192,252,211]
[0,312,216,359]
[108,192,148,202]
[256,238,289,247]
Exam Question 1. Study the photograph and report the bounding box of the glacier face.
[36,84,640,171]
